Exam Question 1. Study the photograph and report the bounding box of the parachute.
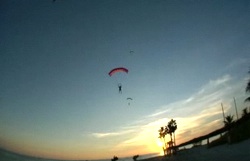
[109,67,128,94]
[127,97,133,105]
[109,67,128,76]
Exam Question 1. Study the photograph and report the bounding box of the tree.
[224,114,234,129]
[167,119,177,146]
[158,126,167,154]
[224,115,234,144]
[111,156,118,161]
[133,155,139,161]
[241,107,250,121]
[245,69,250,102]
[166,119,177,155]
[242,108,249,118]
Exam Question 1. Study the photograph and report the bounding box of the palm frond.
[244,97,250,102]
[246,80,250,93]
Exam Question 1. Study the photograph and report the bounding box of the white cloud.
[120,74,246,145]
[92,132,120,138]
[90,74,247,148]
[91,129,134,138]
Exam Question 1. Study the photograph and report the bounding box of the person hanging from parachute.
[127,97,133,105]
[118,83,122,94]
[109,67,128,94]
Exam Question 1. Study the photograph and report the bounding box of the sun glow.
[156,139,165,156]
[157,139,163,147]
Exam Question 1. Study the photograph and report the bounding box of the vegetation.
[158,126,167,152]
[177,68,250,149]
[223,114,235,144]
[167,119,177,147]
[224,115,234,128]
[181,109,250,149]
[111,156,118,161]
[245,69,250,102]
[133,155,139,161]
[208,112,250,148]
[158,119,177,155]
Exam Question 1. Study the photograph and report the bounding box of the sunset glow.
[1,0,249,160]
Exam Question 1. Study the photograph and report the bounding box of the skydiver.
[118,83,122,94]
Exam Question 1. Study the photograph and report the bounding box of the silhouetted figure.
[118,83,122,94]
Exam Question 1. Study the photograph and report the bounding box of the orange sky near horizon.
[1,0,249,160]
[1,112,226,160]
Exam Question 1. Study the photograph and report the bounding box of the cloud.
[117,74,246,145]
[92,132,120,138]
[147,75,234,118]
[91,129,134,138]
[90,74,247,149]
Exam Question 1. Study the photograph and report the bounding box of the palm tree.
[167,119,177,146]
[224,115,234,144]
[158,126,167,154]
[167,119,177,155]
[245,69,250,102]
[242,108,249,117]
[241,107,250,120]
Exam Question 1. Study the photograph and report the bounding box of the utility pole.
[234,97,239,120]
[221,103,226,122]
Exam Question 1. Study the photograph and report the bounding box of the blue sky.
[0,0,250,160]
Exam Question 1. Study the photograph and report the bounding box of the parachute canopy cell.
[127,97,133,100]
[109,67,128,76]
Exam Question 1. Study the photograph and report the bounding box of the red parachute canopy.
[109,67,128,76]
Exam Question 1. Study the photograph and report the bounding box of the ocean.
[0,148,160,161]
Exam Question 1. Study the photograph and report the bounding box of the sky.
[0,0,250,160]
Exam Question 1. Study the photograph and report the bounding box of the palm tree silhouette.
[167,119,177,146]
[245,69,250,102]
[242,108,249,117]
[224,115,234,126]
[158,126,167,154]
[167,119,177,155]
[224,115,234,144]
